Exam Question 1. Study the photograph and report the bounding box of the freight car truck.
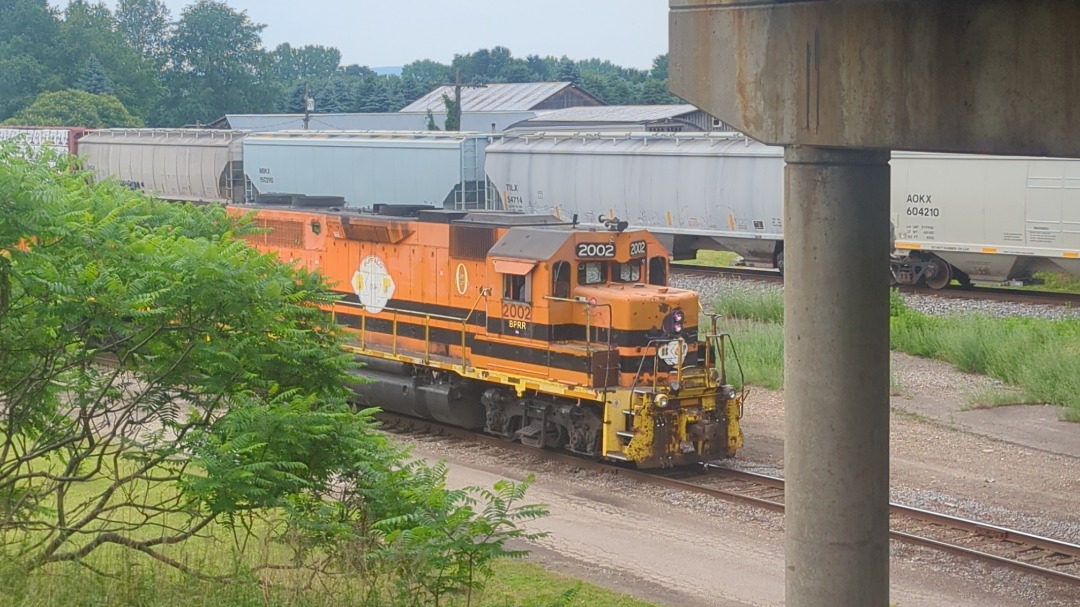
[241,131,499,210]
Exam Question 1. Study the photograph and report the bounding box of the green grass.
[479,560,658,607]
[710,288,1080,421]
[676,249,740,267]
[1027,271,1080,294]
[0,556,658,607]
[964,386,1042,411]
[0,459,658,607]
[889,309,1080,418]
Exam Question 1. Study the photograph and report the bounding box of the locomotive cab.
[485,224,744,467]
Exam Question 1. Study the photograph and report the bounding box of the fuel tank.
[347,357,486,430]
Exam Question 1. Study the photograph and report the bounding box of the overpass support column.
[783,146,891,606]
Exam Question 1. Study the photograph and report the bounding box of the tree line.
[1,0,680,129]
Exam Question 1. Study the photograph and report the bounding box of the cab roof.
[487,227,574,261]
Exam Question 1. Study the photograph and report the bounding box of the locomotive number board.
[575,241,648,259]
[575,242,615,259]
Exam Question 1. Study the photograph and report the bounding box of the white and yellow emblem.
[352,255,395,314]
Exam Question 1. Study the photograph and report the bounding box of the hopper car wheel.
[924,258,952,290]
[775,250,784,276]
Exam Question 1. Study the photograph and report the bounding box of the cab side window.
[552,261,571,298]
[503,273,532,302]
[648,256,667,286]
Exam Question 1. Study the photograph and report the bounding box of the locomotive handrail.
[544,295,615,392]
[345,288,490,367]
[629,338,681,397]
[459,289,491,367]
[702,310,748,419]
[542,295,615,353]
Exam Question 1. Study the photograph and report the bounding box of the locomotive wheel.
[924,258,952,290]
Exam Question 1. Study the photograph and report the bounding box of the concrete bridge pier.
[783,146,891,606]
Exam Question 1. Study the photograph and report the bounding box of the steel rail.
[377,412,1080,585]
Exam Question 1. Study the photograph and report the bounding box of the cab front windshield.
[577,260,643,285]
[612,259,642,283]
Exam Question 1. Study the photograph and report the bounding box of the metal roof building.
[505,104,736,133]
[209,111,539,133]
[399,82,603,113]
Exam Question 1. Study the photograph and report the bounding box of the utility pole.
[302,84,314,130]
[436,70,486,131]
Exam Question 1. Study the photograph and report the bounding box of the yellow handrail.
[348,289,490,368]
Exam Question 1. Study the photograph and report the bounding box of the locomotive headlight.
[663,308,686,336]
[654,394,670,408]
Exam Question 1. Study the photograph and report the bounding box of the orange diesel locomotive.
[237,203,745,468]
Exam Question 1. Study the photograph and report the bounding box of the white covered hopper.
[485,132,785,264]
[242,130,498,210]
[79,129,247,204]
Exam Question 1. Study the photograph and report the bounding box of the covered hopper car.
[78,129,248,205]
[486,132,785,268]
[242,130,498,210]
[232,202,746,468]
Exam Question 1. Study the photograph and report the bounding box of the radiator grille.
[450,224,496,260]
[242,218,304,248]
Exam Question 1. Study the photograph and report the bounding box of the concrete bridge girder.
[670,0,1080,156]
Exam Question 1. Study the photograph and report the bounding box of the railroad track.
[671,262,1080,308]
[377,412,1080,586]
[671,263,783,284]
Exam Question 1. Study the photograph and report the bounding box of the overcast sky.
[54,0,670,70]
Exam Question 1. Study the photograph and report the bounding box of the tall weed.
[711,289,785,324]
[714,288,1080,419]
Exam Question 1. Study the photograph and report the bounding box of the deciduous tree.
[271,42,342,84]
[0,0,63,121]
[115,0,171,64]
[155,0,278,126]
[59,0,161,121]
[2,89,142,127]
